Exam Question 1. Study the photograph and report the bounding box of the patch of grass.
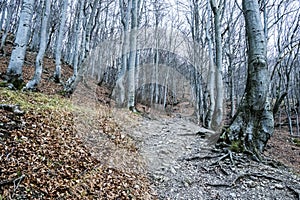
[292,138,300,147]
[0,81,8,87]
[0,87,72,112]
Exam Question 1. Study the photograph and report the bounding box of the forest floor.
[0,44,300,199]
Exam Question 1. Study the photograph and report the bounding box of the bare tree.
[26,0,51,89]
[220,0,274,159]
[205,0,216,129]
[0,2,13,55]
[127,0,138,111]
[114,0,131,107]
[6,0,34,88]
[210,0,224,130]
[54,0,69,83]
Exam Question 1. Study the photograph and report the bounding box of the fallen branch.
[0,174,25,188]
[0,104,24,115]
[13,174,25,192]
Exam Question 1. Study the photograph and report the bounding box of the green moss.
[292,138,300,147]
[0,88,72,112]
[230,140,244,152]
[0,81,8,87]
[11,79,25,90]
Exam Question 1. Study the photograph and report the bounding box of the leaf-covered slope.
[0,88,153,199]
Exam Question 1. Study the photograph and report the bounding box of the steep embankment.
[0,87,154,199]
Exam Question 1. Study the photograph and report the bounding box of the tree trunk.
[127,0,137,111]
[0,4,12,55]
[210,0,224,131]
[54,0,68,83]
[6,0,34,89]
[205,0,215,129]
[222,0,274,158]
[114,0,131,107]
[85,0,98,56]
[65,0,85,92]
[26,0,51,89]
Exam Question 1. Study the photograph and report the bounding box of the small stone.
[248,181,256,188]
[275,183,284,189]
[183,181,189,187]
[230,193,236,198]
[170,167,176,174]
[134,184,140,189]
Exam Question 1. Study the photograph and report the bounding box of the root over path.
[128,115,300,200]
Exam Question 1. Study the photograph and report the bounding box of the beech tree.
[6,0,34,88]
[0,2,13,55]
[114,0,131,107]
[26,0,51,89]
[127,0,138,111]
[54,0,68,83]
[220,0,274,158]
[210,0,224,131]
[205,0,216,129]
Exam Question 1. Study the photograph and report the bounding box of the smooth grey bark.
[26,0,51,89]
[127,0,137,111]
[54,0,68,83]
[0,4,12,55]
[6,0,34,88]
[114,0,131,107]
[189,0,204,124]
[65,0,85,91]
[210,0,224,131]
[205,0,215,129]
[85,0,98,56]
[0,2,6,30]
[222,0,274,158]
[29,0,43,52]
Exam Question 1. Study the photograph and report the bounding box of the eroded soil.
[122,114,300,199]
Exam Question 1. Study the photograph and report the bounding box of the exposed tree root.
[206,172,284,188]
[183,154,222,162]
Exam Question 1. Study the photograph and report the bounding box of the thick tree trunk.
[114,0,131,107]
[26,0,51,89]
[6,0,34,89]
[127,0,137,111]
[210,0,224,131]
[222,0,274,158]
[205,0,215,129]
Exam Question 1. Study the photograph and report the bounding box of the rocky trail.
[126,114,300,199]
[131,116,210,199]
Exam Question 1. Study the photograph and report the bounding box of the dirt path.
[130,116,208,198]
[128,115,300,200]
